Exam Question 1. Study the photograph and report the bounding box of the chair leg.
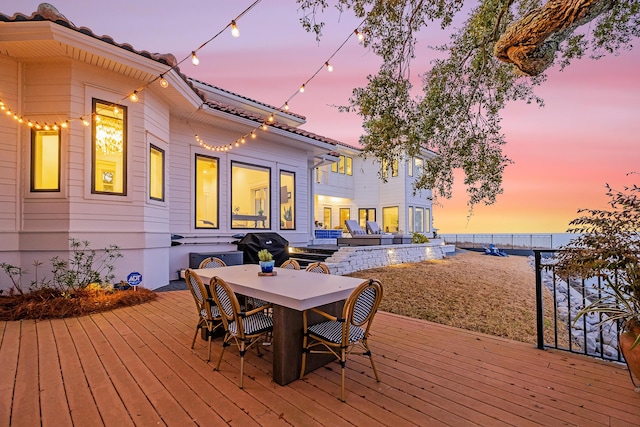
[239,341,246,389]
[340,348,347,402]
[191,326,199,349]
[300,335,308,379]
[364,340,380,382]
[214,336,228,372]
[206,326,212,362]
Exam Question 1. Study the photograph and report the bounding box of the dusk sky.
[5,0,639,234]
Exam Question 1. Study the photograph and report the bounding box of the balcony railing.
[533,249,625,363]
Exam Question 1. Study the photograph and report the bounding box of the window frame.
[279,170,296,230]
[195,153,220,229]
[30,128,61,192]
[230,160,272,230]
[149,144,165,202]
[91,98,127,195]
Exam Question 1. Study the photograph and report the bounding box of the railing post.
[534,250,545,350]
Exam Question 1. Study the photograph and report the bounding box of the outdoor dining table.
[194,263,365,385]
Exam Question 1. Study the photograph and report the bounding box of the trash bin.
[237,232,289,266]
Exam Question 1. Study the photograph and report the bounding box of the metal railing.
[533,249,624,363]
[441,234,554,250]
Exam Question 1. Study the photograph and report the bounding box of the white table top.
[194,264,366,311]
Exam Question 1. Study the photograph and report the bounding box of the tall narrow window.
[339,208,350,230]
[280,170,295,230]
[346,157,353,175]
[231,162,270,229]
[408,206,414,232]
[31,129,60,192]
[414,157,424,176]
[381,159,389,180]
[338,155,345,174]
[382,206,399,232]
[92,99,126,195]
[414,207,424,233]
[195,154,219,229]
[391,159,399,177]
[358,208,376,229]
[407,157,413,177]
[323,207,332,229]
[331,161,338,173]
[149,145,164,201]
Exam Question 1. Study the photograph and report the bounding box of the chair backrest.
[305,262,330,274]
[366,221,382,234]
[344,219,366,236]
[184,268,213,319]
[343,278,383,341]
[199,256,227,269]
[280,259,300,270]
[209,276,245,336]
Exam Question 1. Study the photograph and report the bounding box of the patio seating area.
[1,289,638,426]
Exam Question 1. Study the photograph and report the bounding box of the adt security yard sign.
[127,272,142,288]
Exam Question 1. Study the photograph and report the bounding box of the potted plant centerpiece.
[257,249,275,274]
[556,175,640,390]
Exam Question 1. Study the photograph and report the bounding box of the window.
[358,208,376,229]
[425,208,431,233]
[280,170,295,230]
[408,206,414,232]
[381,159,389,180]
[331,161,338,173]
[407,157,413,177]
[382,206,399,232]
[414,157,424,176]
[231,162,270,229]
[414,207,424,233]
[338,156,345,174]
[195,154,219,229]
[339,208,350,230]
[346,157,353,175]
[92,99,126,195]
[391,159,398,177]
[149,145,164,201]
[31,129,60,192]
[331,155,353,175]
[323,207,332,229]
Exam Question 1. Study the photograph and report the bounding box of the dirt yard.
[347,249,553,344]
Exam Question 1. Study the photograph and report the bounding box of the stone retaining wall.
[325,241,454,275]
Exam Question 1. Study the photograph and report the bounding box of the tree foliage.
[297,0,639,208]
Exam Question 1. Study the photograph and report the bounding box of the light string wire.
[0,0,262,130]
[195,20,367,152]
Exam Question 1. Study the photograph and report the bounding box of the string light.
[159,75,169,88]
[231,20,240,37]
[354,29,364,41]
[129,91,139,102]
[191,51,200,66]
[299,84,305,93]
[325,61,333,72]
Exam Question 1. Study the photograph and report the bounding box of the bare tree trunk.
[494,0,616,76]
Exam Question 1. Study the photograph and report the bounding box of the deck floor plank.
[2,290,639,426]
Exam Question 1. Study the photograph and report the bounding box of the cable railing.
[441,234,554,250]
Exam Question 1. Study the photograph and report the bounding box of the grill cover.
[237,232,289,265]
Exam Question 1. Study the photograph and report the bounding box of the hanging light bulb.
[284,102,289,111]
[261,123,268,131]
[82,118,90,127]
[130,91,139,102]
[299,84,305,93]
[18,117,23,123]
[52,123,59,131]
[61,121,69,128]
[159,75,169,88]
[27,120,34,127]
[325,61,333,72]
[94,115,101,123]
[250,131,256,139]
[35,122,42,129]
[191,51,200,66]
[354,29,364,41]
[230,20,240,37]
[268,114,274,122]
[241,137,246,144]
[113,106,119,115]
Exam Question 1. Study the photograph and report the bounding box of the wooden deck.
[1,290,638,426]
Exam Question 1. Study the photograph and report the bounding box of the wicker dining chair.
[305,261,330,274]
[280,259,301,270]
[198,256,227,269]
[209,276,274,389]
[300,278,383,401]
[184,268,222,362]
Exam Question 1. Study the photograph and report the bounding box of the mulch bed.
[0,287,157,321]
